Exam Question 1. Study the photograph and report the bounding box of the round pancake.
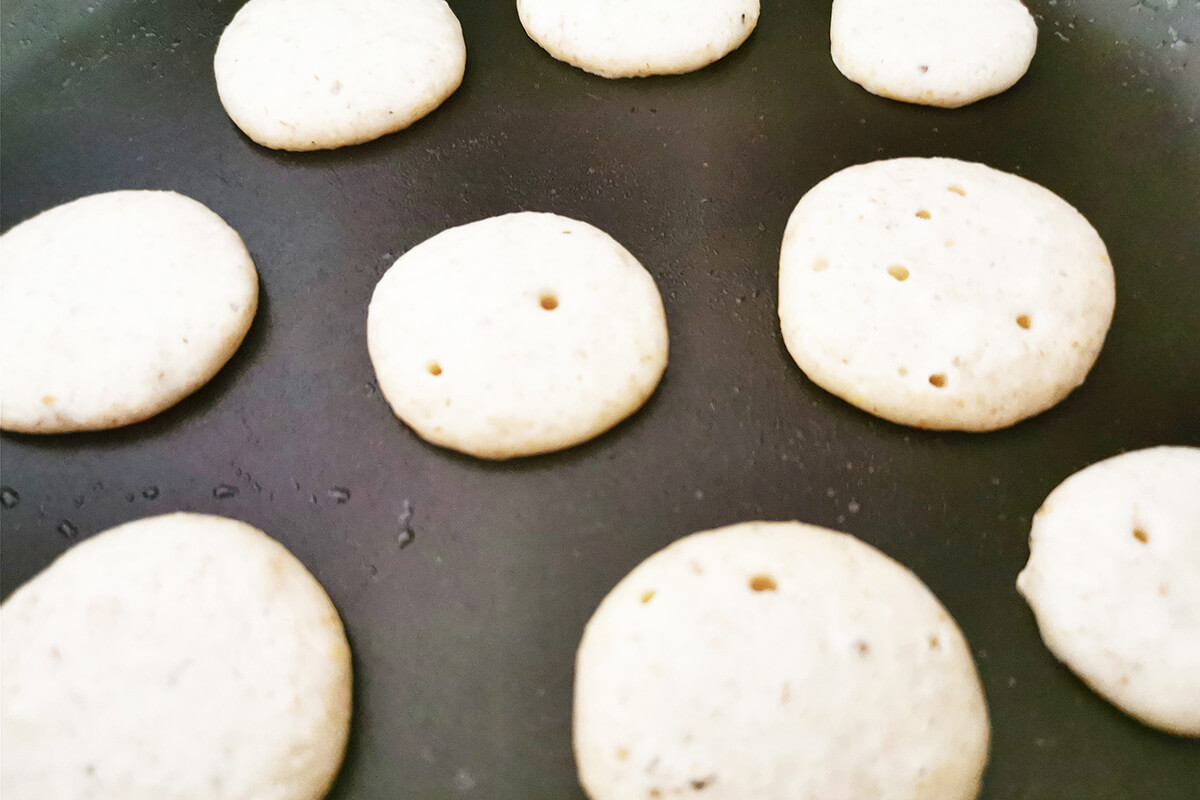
[778,157,1115,431]
[574,521,990,800]
[0,513,353,799]
[517,0,759,78]
[0,191,258,433]
[830,0,1037,108]
[214,0,465,150]
[367,211,669,459]
[1017,446,1200,736]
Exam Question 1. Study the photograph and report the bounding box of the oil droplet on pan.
[212,484,239,500]
[398,499,416,549]
[2,486,21,508]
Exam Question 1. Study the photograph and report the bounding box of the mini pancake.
[367,212,668,459]
[0,190,258,433]
[831,0,1037,108]
[517,0,759,78]
[574,520,990,800]
[0,513,353,799]
[778,157,1114,431]
[214,0,465,150]
[1018,446,1200,736]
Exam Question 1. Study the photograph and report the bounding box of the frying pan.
[2,1,1198,797]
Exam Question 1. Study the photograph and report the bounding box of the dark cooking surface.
[2,1,1199,797]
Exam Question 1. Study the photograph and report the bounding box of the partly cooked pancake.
[1,513,353,799]
[0,190,258,433]
[831,0,1037,108]
[778,157,1115,431]
[214,0,465,150]
[518,0,759,78]
[574,520,990,800]
[1018,446,1200,736]
[367,211,668,459]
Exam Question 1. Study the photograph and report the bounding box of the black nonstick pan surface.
[2,1,1199,797]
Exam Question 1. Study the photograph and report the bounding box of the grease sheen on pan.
[214,0,465,150]
[574,521,990,800]
[517,0,759,78]
[778,157,1115,431]
[831,0,1037,108]
[367,212,668,459]
[1018,446,1200,736]
[0,513,353,800]
[0,190,258,433]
